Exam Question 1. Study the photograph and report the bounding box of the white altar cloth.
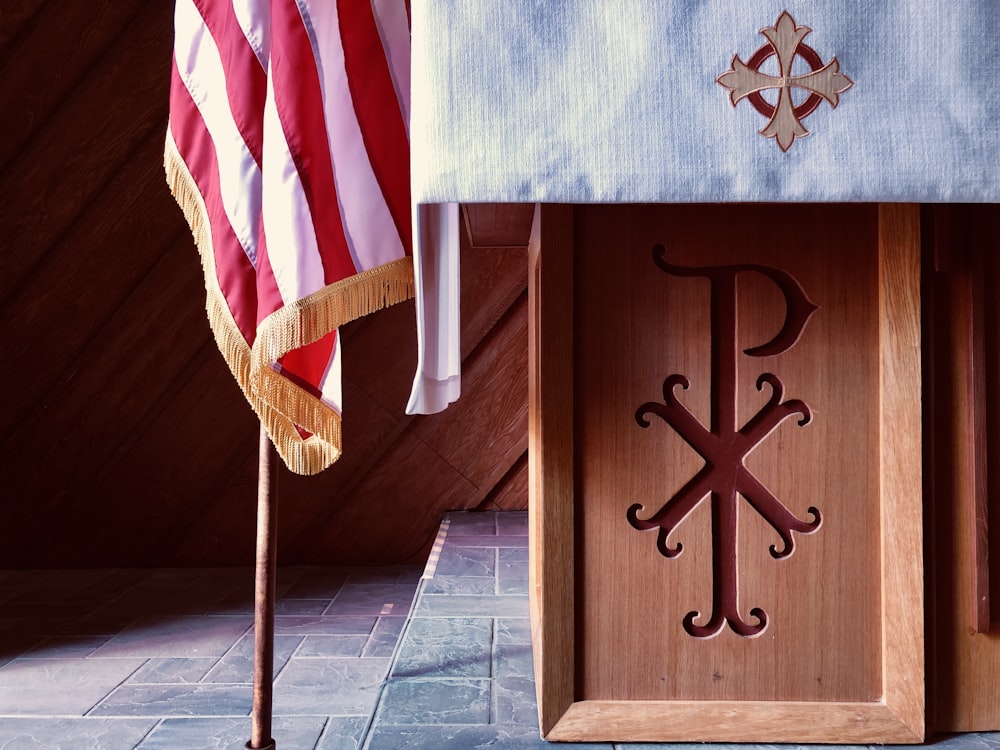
[410,1,1000,204]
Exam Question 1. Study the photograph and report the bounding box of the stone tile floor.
[0,511,997,749]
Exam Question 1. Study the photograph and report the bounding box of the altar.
[412,2,999,744]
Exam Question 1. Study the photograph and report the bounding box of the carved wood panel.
[530,203,924,743]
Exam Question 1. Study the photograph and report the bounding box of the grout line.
[308,716,331,750]
[82,657,150,717]
[131,717,163,750]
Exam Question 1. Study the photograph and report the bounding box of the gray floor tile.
[413,595,529,618]
[421,575,495,596]
[20,636,114,659]
[316,716,369,750]
[297,634,369,658]
[90,586,232,619]
[432,547,496,578]
[498,547,528,562]
[345,566,422,586]
[391,618,493,679]
[88,683,253,717]
[362,617,406,658]
[91,615,251,659]
[494,640,533,682]
[364,723,610,749]
[0,657,146,715]
[928,735,1000,749]
[274,615,377,636]
[443,512,497,536]
[3,514,998,750]
[136,715,327,749]
[0,717,157,750]
[496,559,528,595]
[273,657,391,715]
[614,745,870,750]
[277,598,335,616]
[327,584,418,617]
[131,657,218,684]
[3,615,125,639]
[492,673,538,727]
[201,633,301,683]
[496,512,529,536]
[375,678,491,725]
[441,536,528,549]
[495,617,532,646]
[280,568,350,599]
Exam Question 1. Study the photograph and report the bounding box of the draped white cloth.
[410,0,1000,204]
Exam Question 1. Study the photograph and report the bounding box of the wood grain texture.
[0,1,173,304]
[528,204,577,736]
[0,1,145,169]
[532,204,924,743]
[0,130,186,443]
[876,203,925,739]
[0,1,46,54]
[548,700,923,744]
[926,203,1000,732]
[477,450,528,511]
[463,203,535,248]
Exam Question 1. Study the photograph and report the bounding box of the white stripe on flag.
[261,66,327,305]
[318,331,344,413]
[302,0,407,272]
[231,0,270,69]
[173,0,262,268]
[372,0,412,135]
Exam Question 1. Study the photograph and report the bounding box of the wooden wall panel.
[0,3,172,303]
[0,2,145,169]
[476,451,529,511]
[463,204,535,248]
[0,2,46,53]
[0,133,187,442]
[412,296,528,494]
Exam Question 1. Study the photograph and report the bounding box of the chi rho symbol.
[628,245,822,638]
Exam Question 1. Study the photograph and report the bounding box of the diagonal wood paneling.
[0,2,530,568]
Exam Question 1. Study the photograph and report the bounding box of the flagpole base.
[246,741,276,750]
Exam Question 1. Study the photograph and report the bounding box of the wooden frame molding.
[528,204,925,744]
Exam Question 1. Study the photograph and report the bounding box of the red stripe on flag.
[338,0,412,254]
[169,61,258,345]
[266,0,351,395]
[192,0,267,166]
[269,0,356,286]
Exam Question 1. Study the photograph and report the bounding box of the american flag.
[165,0,455,474]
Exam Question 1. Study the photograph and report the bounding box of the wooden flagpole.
[248,423,278,750]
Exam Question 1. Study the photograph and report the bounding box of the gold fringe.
[164,127,415,476]
[252,257,415,475]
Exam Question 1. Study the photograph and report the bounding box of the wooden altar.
[511,202,999,743]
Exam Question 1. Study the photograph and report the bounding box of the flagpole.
[248,423,278,750]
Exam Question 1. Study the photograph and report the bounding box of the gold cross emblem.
[717,11,853,151]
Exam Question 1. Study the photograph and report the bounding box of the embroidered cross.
[717,11,853,151]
